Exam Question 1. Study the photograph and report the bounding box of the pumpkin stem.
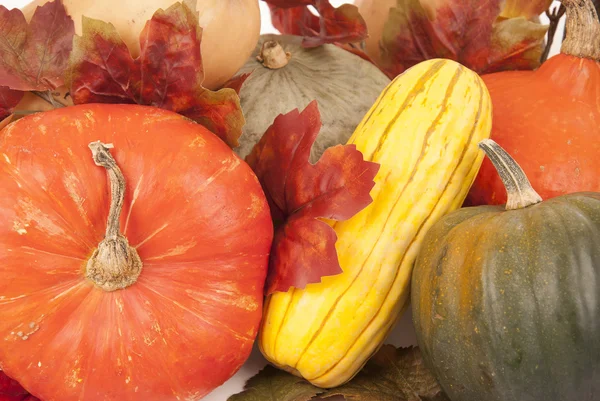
[256,40,291,69]
[85,141,142,292]
[478,139,543,210]
[560,0,600,61]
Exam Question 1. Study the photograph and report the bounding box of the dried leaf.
[0,0,74,91]
[321,346,450,401]
[0,115,15,131]
[0,87,23,121]
[222,72,254,95]
[229,346,449,401]
[227,365,324,401]
[265,0,368,47]
[334,42,374,63]
[68,2,244,147]
[379,0,548,77]
[485,17,549,73]
[500,0,553,19]
[246,101,379,295]
[0,371,28,397]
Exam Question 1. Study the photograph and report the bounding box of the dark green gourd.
[411,139,600,401]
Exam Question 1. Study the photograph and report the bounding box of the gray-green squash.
[411,139,600,401]
[232,34,390,162]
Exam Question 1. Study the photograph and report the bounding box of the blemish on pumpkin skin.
[13,221,28,235]
[15,198,64,236]
[83,111,96,124]
[2,153,11,164]
[145,240,197,261]
[73,119,83,133]
[189,136,206,148]
[63,172,89,223]
[247,193,265,219]
[191,157,241,197]
[115,298,124,313]
[124,174,144,234]
[67,367,82,388]
[38,124,47,134]
[135,223,169,249]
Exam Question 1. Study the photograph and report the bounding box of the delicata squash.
[258,58,494,388]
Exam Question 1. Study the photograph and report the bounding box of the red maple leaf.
[67,2,244,147]
[0,87,23,121]
[264,0,368,47]
[379,0,549,77]
[0,371,39,400]
[0,0,74,91]
[246,101,379,295]
[221,72,253,95]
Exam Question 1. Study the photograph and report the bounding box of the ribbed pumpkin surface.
[258,58,493,388]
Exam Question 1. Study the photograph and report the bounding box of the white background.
[0,0,565,400]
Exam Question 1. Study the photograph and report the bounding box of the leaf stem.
[541,4,566,63]
[32,90,67,108]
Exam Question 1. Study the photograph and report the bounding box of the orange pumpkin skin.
[466,53,600,206]
[0,104,274,401]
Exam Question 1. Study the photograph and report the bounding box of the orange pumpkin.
[0,104,273,401]
[466,0,600,205]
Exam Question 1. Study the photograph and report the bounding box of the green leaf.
[321,346,450,401]
[227,365,325,401]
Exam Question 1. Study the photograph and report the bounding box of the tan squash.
[21,0,260,90]
[234,34,391,163]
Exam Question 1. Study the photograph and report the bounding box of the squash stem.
[560,0,600,61]
[478,139,543,210]
[256,40,291,69]
[85,141,142,291]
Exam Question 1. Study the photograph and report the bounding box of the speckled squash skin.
[412,192,600,401]
[234,34,391,163]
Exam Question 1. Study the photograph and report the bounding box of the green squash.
[411,139,600,401]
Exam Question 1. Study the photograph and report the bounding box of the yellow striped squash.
[258,58,493,388]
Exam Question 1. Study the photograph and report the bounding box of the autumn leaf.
[500,0,553,19]
[227,365,325,401]
[379,0,549,78]
[264,0,368,47]
[0,115,15,131]
[222,72,254,95]
[0,87,23,121]
[0,371,28,397]
[229,346,449,401]
[0,0,74,91]
[246,101,379,295]
[68,2,244,147]
[335,43,374,63]
[321,346,450,401]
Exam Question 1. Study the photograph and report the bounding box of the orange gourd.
[466,0,600,205]
[0,104,273,401]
